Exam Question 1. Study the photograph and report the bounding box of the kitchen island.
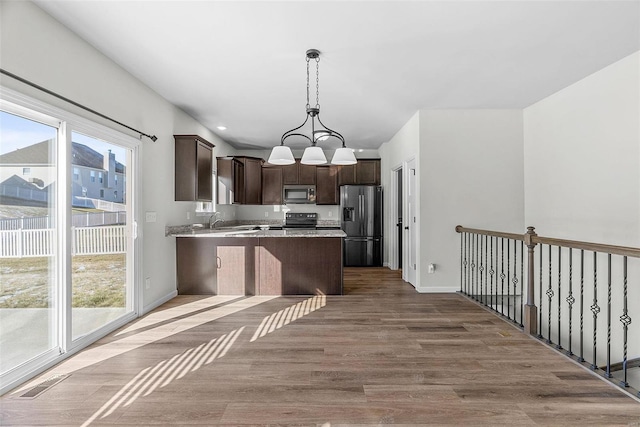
[171,228,346,296]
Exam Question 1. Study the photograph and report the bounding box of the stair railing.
[456,225,640,397]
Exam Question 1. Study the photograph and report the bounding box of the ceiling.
[34,1,640,151]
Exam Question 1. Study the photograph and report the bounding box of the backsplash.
[235,204,339,221]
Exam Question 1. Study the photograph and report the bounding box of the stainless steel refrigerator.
[340,185,383,266]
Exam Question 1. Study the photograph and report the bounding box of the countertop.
[170,228,346,238]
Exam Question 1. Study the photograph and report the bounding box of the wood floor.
[1,267,639,426]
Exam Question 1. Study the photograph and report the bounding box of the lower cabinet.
[259,238,343,295]
[176,237,343,295]
[176,237,258,295]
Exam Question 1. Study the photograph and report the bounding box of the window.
[98,172,103,183]
[22,167,30,175]
[114,175,118,185]
[99,189,104,198]
[90,170,95,182]
[73,168,79,180]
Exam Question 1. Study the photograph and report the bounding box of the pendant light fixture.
[268,49,357,166]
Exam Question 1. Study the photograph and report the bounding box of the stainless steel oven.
[283,185,316,204]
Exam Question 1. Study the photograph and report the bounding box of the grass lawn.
[0,254,126,308]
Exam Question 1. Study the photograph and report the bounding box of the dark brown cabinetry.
[259,237,342,295]
[261,165,283,205]
[338,159,380,186]
[217,156,263,204]
[282,160,316,185]
[176,236,342,295]
[316,166,339,205]
[356,160,381,185]
[174,135,214,201]
[176,237,258,295]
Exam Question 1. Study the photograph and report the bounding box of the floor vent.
[19,374,70,399]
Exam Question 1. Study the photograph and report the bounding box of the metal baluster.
[579,250,585,362]
[479,235,484,305]
[465,233,470,295]
[557,248,562,350]
[606,254,612,378]
[485,235,489,306]
[507,239,511,319]
[500,238,505,316]
[476,234,481,301]
[538,246,543,339]
[590,252,599,370]
[567,248,574,356]
[547,245,553,344]
[620,256,630,388]
[470,234,475,299]
[520,241,524,327]
[490,237,494,310]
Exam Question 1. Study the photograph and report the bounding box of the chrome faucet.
[209,213,224,229]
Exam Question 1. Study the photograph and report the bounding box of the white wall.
[419,110,525,292]
[378,112,420,269]
[524,51,640,247]
[0,1,236,311]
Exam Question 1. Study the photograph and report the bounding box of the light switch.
[145,211,157,223]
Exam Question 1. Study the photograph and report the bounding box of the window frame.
[0,85,143,395]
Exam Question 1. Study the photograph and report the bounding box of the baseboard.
[142,289,177,315]
[383,261,389,267]
[416,286,458,293]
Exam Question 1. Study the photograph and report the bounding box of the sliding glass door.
[70,132,134,341]
[0,110,59,375]
[0,91,139,392]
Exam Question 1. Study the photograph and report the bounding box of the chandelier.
[268,49,357,166]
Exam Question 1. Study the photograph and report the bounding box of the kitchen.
[168,138,384,296]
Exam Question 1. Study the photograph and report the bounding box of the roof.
[0,139,125,173]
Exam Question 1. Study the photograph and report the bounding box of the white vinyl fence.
[0,225,126,258]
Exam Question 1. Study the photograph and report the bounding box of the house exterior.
[0,139,126,208]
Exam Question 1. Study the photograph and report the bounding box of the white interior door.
[405,158,417,287]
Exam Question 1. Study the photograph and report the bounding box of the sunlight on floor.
[115,295,241,336]
[11,296,277,395]
[250,293,327,342]
[81,327,245,427]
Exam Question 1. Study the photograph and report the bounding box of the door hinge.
[413,263,416,270]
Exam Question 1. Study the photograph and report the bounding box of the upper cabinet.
[315,165,339,205]
[282,160,316,185]
[338,159,380,186]
[262,164,283,205]
[217,156,263,205]
[174,135,214,201]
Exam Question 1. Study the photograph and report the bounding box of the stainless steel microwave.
[283,185,316,204]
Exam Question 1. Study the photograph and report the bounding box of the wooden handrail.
[455,225,640,258]
[455,225,524,242]
[532,236,640,258]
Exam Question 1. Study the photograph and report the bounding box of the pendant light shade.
[331,147,357,165]
[301,146,327,165]
[267,145,295,165]
[269,49,357,166]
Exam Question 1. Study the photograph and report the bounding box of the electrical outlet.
[145,277,151,289]
[264,211,269,218]
[186,211,191,220]
[328,211,332,217]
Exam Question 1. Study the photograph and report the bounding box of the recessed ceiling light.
[217,126,227,131]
